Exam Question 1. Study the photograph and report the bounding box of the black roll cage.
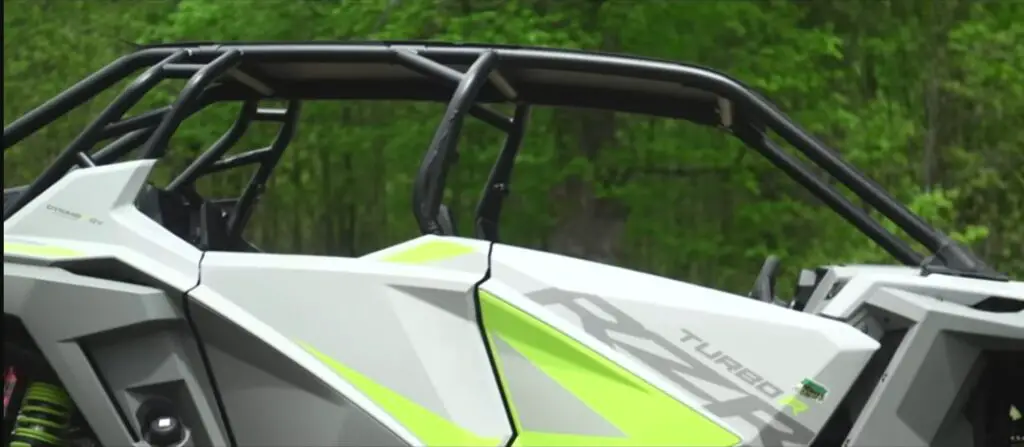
[0,41,1002,279]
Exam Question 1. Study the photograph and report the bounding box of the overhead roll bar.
[0,42,999,277]
[3,50,190,219]
[142,50,244,159]
[396,49,517,236]
[227,100,301,239]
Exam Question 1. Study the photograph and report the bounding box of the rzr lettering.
[528,288,816,446]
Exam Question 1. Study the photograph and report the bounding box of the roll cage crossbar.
[1,42,1002,279]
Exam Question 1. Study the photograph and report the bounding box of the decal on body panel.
[197,245,511,446]
[477,281,741,446]
[525,287,816,445]
[361,235,492,274]
[488,243,880,446]
[3,161,202,291]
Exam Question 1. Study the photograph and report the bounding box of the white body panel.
[4,160,1021,447]
[487,243,880,445]
[4,161,201,291]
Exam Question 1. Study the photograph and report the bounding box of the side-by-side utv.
[3,42,1022,447]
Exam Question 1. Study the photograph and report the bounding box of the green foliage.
[3,0,1021,291]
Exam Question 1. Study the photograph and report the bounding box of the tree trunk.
[547,106,628,265]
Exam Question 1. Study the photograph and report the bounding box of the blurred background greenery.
[4,0,1021,294]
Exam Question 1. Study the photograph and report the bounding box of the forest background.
[4,0,1022,295]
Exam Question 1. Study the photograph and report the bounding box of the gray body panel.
[826,277,1023,446]
[484,244,879,446]
[186,301,409,447]
[189,247,510,446]
[3,262,229,447]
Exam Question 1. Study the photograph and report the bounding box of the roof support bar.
[755,105,943,252]
[92,128,156,165]
[737,85,993,274]
[226,68,275,96]
[167,100,259,192]
[735,123,925,266]
[92,94,216,165]
[475,104,530,242]
[3,53,158,150]
[199,147,271,175]
[394,49,513,132]
[163,64,206,78]
[0,42,996,275]
[99,106,171,140]
[3,50,189,220]
[142,50,243,159]
[413,51,500,235]
[164,63,275,96]
[228,100,301,240]
[394,49,465,83]
[488,70,517,101]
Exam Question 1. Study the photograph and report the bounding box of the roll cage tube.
[1,42,1001,279]
[227,100,301,240]
[398,49,519,236]
[733,123,922,266]
[3,50,191,219]
[166,100,259,192]
[141,50,243,160]
[1,47,295,241]
[395,47,996,278]
[476,104,530,242]
[400,49,929,263]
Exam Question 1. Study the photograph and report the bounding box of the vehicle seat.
[135,184,233,251]
[136,184,193,240]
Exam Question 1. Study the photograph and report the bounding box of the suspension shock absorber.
[9,381,74,446]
